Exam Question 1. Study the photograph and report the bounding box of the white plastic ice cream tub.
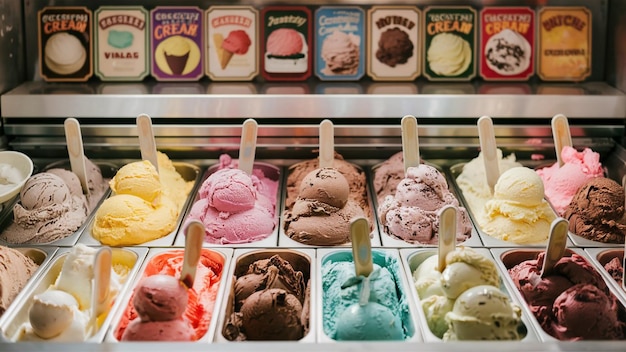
[214,248,315,342]
[400,247,539,342]
[317,248,421,343]
[279,159,382,248]
[80,161,201,247]
[0,246,147,343]
[105,247,232,343]
[173,161,282,248]
[491,247,626,342]
[0,246,58,331]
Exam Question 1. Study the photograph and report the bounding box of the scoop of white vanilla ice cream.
[29,290,78,339]
[427,33,472,76]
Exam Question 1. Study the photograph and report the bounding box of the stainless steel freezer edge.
[2,81,625,119]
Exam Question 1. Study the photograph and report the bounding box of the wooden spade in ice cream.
[477,115,499,195]
[335,217,403,340]
[64,117,91,201]
[401,114,420,175]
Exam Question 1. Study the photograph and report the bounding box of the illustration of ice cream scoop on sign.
[214,30,252,69]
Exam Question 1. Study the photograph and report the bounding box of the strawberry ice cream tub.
[261,6,312,81]
[206,6,258,81]
[315,6,365,81]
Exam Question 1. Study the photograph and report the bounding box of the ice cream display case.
[2,0,626,351]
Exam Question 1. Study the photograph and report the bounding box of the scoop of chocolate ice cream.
[604,257,624,287]
[234,254,305,310]
[240,288,304,340]
[564,177,626,243]
[376,27,414,68]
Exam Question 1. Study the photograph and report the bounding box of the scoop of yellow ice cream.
[479,167,556,244]
[155,152,194,209]
[92,194,178,246]
[93,152,194,246]
[110,160,161,203]
[163,36,190,56]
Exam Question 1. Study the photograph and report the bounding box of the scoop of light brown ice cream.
[285,152,368,213]
[284,153,370,246]
[564,177,626,243]
[284,167,366,245]
[0,246,39,315]
[285,197,365,245]
[298,168,349,208]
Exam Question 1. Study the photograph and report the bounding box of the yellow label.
[538,7,591,81]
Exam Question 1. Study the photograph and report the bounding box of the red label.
[480,7,534,81]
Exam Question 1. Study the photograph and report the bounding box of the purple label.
[151,7,203,80]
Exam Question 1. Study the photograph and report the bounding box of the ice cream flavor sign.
[206,7,258,81]
[367,6,420,81]
[150,7,203,81]
[261,7,312,81]
[95,7,149,81]
[315,7,365,81]
[480,7,535,81]
[38,7,92,82]
[423,6,477,81]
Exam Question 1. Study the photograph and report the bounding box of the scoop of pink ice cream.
[133,275,188,322]
[199,168,256,213]
[122,319,194,341]
[266,28,303,56]
[222,30,252,55]
[536,146,603,215]
[191,198,275,244]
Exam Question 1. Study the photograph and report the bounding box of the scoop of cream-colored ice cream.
[427,32,471,76]
[441,248,500,299]
[29,290,78,339]
[493,166,545,205]
[444,285,523,341]
[480,167,556,244]
[44,32,86,74]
